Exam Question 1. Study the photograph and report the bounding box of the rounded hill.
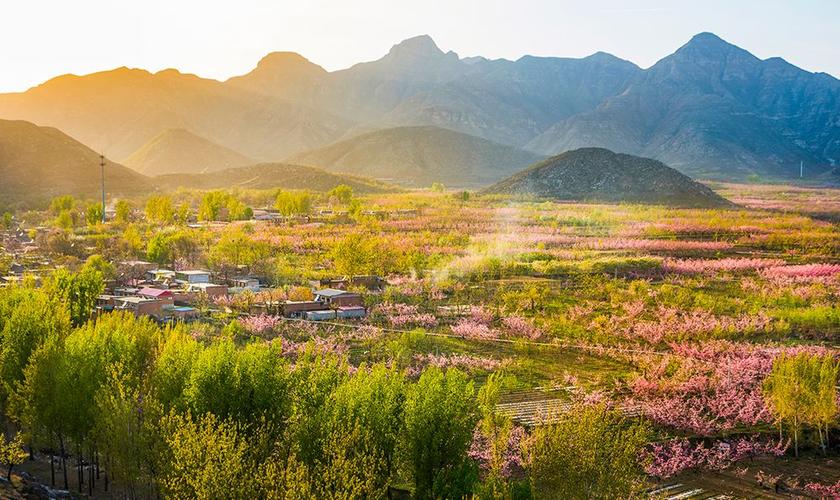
[484,148,733,207]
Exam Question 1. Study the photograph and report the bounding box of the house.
[162,305,199,321]
[337,306,367,319]
[146,269,176,282]
[310,275,385,291]
[187,282,228,300]
[113,296,172,318]
[176,270,211,284]
[230,277,260,292]
[305,310,337,321]
[314,288,364,308]
[281,300,326,318]
[95,294,117,312]
[137,287,174,300]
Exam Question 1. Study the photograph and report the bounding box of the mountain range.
[0,119,390,203]
[0,32,837,182]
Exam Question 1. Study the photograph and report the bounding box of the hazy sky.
[1,0,837,92]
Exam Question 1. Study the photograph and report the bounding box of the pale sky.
[1,0,838,92]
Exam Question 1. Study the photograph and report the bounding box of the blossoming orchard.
[0,182,838,497]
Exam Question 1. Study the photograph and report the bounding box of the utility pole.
[100,154,106,223]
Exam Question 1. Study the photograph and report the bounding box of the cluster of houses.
[96,260,375,324]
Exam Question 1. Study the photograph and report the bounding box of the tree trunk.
[60,436,68,490]
[77,443,83,493]
[50,449,55,487]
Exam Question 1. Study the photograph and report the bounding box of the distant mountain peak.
[256,51,322,70]
[387,35,446,58]
[676,31,745,57]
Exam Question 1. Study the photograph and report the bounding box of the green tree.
[55,209,75,230]
[0,287,70,401]
[49,195,75,214]
[85,203,104,226]
[83,254,116,281]
[159,412,258,499]
[430,182,446,193]
[12,336,71,487]
[184,341,290,425]
[331,235,400,276]
[145,195,175,224]
[328,185,354,205]
[44,267,104,327]
[114,199,132,224]
[764,353,840,455]
[121,224,144,256]
[316,364,407,495]
[525,404,650,499]
[198,191,252,222]
[0,433,28,480]
[274,191,312,216]
[402,367,479,499]
[208,228,270,275]
[151,328,203,412]
[1,212,12,229]
[175,201,191,224]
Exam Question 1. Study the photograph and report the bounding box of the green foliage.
[146,230,198,267]
[198,191,252,221]
[145,195,175,224]
[0,286,69,402]
[430,182,446,193]
[331,234,402,276]
[114,199,132,224]
[83,254,116,280]
[160,412,258,499]
[44,267,104,327]
[526,404,650,499]
[55,209,75,230]
[0,433,28,480]
[274,190,312,216]
[402,367,479,499]
[1,212,13,229]
[85,203,103,226]
[208,227,270,272]
[328,184,354,204]
[185,341,291,424]
[49,195,75,214]
[763,353,840,455]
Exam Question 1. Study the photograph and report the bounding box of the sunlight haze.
[1,0,838,92]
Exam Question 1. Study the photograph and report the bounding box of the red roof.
[138,287,173,298]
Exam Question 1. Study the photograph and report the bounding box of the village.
[0,199,405,326]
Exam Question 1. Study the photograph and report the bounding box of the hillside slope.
[0,119,151,202]
[124,128,254,175]
[289,125,545,187]
[484,148,732,208]
[156,163,394,193]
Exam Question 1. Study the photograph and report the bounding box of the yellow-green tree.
[145,195,175,224]
[525,404,650,499]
